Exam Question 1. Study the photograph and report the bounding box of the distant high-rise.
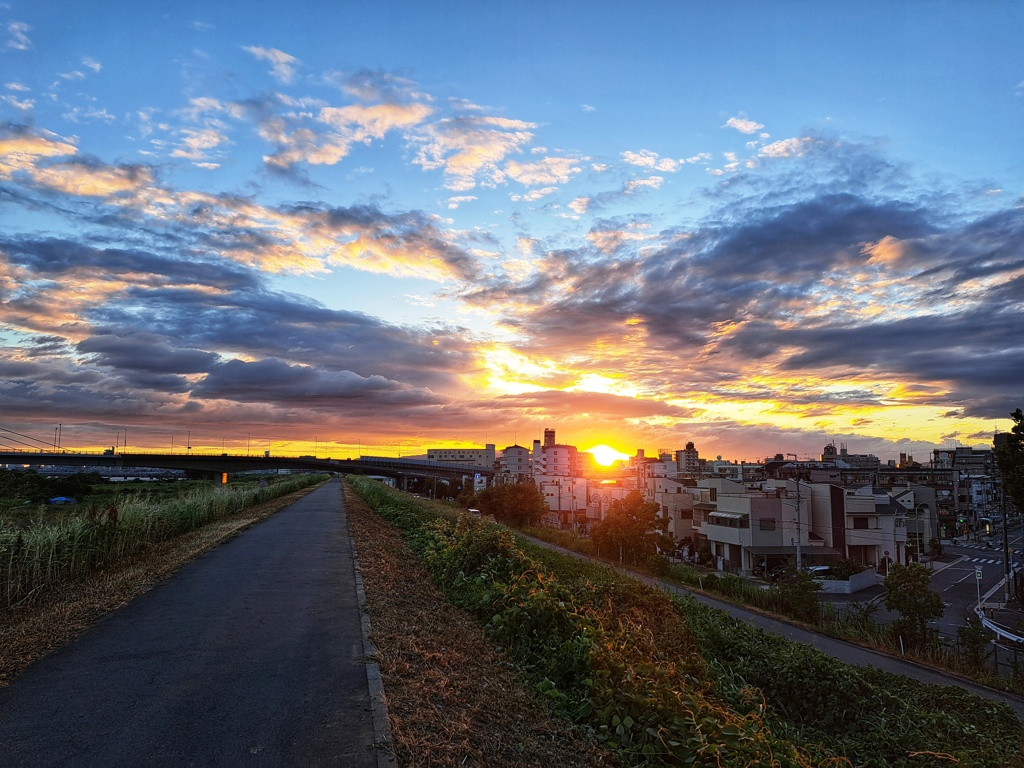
[675,441,700,477]
[544,428,556,448]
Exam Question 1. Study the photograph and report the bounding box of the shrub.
[829,557,868,580]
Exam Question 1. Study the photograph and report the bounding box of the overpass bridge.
[0,450,493,486]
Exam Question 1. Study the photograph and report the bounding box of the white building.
[644,475,695,542]
[495,444,532,482]
[426,444,496,469]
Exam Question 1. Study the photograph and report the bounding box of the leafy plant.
[882,562,944,649]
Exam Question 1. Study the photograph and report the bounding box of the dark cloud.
[0,235,262,291]
[77,334,220,374]
[81,284,477,390]
[483,390,701,420]
[191,357,443,408]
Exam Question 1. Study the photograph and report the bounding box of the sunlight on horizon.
[587,444,631,466]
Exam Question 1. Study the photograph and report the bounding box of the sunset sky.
[1,1,1022,462]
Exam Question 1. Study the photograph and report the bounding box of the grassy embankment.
[349,476,1024,768]
[524,525,1021,694]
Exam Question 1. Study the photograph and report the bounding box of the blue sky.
[1,1,1022,460]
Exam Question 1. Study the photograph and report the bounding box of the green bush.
[829,557,868,580]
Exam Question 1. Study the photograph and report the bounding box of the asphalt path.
[0,478,383,767]
[525,535,1024,721]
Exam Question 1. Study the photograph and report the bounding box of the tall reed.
[0,475,326,609]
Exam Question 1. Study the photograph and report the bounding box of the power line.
[0,427,53,449]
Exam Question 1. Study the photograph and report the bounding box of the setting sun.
[587,444,631,466]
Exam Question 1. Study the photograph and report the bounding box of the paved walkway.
[0,478,391,767]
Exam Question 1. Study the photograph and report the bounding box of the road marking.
[944,567,980,591]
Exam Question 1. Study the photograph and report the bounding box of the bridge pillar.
[220,472,228,485]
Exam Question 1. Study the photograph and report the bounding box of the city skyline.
[1,1,1022,462]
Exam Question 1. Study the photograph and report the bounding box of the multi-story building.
[691,476,916,577]
[675,442,700,478]
[704,456,765,483]
[821,443,881,469]
[644,475,695,542]
[494,444,532,483]
[426,444,496,469]
[691,478,842,575]
[531,429,581,477]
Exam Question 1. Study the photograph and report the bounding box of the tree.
[471,481,548,527]
[773,568,823,623]
[995,407,1024,517]
[590,490,669,566]
[882,562,944,648]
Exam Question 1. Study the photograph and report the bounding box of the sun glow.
[588,444,631,466]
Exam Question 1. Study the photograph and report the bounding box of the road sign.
[976,567,983,580]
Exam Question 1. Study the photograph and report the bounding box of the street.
[932,519,1023,637]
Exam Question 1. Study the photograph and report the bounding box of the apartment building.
[691,477,918,576]
[495,444,532,483]
[675,442,701,478]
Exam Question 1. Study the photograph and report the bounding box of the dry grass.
[344,483,616,768]
[0,483,321,687]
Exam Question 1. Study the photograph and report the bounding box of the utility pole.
[1003,490,1012,603]
[795,476,803,570]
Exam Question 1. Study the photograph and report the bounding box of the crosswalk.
[952,541,1012,553]
[962,556,1002,565]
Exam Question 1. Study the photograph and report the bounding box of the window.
[759,518,776,531]
[853,517,869,529]
[709,488,717,502]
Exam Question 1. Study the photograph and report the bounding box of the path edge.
[351,534,397,767]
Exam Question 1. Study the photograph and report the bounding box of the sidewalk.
[0,478,393,767]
